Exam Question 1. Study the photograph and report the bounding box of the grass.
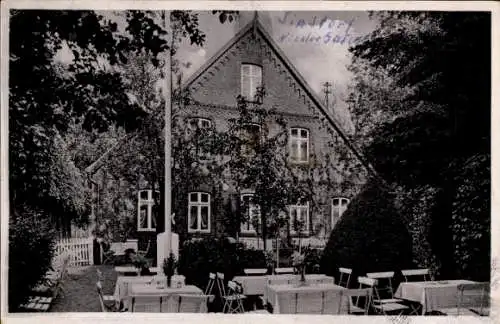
[50,265,117,312]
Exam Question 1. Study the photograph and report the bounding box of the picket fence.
[55,237,94,267]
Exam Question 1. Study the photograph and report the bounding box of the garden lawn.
[50,265,117,312]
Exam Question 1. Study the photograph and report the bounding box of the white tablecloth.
[267,283,347,314]
[232,274,334,296]
[394,280,476,313]
[114,275,186,308]
[128,285,204,312]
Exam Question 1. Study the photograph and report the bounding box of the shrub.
[320,181,413,287]
[9,210,56,311]
[237,247,266,269]
[178,237,239,289]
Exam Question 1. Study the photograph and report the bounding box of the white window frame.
[289,128,310,163]
[241,64,262,101]
[137,190,158,232]
[240,193,261,234]
[188,192,211,233]
[289,202,310,234]
[331,197,349,225]
[188,117,212,130]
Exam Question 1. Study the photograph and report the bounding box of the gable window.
[188,192,211,233]
[137,190,159,231]
[240,193,261,233]
[289,128,309,163]
[289,202,309,234]
[331,197,349,226]
[241,64,262,101]
[188,117,212,130]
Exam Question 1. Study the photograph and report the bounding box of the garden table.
[114,266,161,276]
[114,275,186,309]
[128,284,204,312]
[394,279,477,314]
[233,274,334,296]
[267,283,347,314]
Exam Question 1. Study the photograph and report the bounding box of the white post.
[158,10,173,266]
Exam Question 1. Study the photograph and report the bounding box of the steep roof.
[86,15,386,188]
[182,17,383,184]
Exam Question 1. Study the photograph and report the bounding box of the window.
[188,118,212,130]
[289,202,309,234]
[241,64,262,101]
[241,123,261,156]
[137,190,159,231]
[188,192,211,233]
[289,128,309,163]
[331,197,349,225]
[240,193,261,233]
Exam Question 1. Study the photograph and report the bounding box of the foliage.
[9,209,57,311]
[178,238,239,289]
[347,11,490,280]
[163,252,178,276]
[132,254,149,269]
[320,180,413,286]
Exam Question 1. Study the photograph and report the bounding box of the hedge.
[320,181,413,287]
[9,210,56,311]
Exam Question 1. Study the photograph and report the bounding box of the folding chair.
[437,282,489,316]
[96,270,116,303]
[401,269,430,282]
[205,273,217,295]
[344,287,373,315]
[359,276,408,315]
[137,240,151,258]
[222,281,246,313]
[338,267,353,288]
[366,272,404,304]
[96,281,122,312]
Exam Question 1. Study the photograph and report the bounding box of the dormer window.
[241,64,262,101]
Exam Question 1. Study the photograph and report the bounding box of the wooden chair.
[359,276,408,315]
[96,281,123,312]
[205,272,217,295]
[222,280,246,313]
[366,271,404,304]
[437,282,489,316]
[338,267,353,288]
[137,240,151,258]
[96,269,116,303]
[344,287,373,315]
[401,269,430,282]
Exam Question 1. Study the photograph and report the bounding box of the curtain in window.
[200,206,209,230]
[190,206,198,229]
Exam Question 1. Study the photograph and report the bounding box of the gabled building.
[86,12,376,251]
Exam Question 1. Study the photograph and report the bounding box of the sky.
[177,11,379,130]
[55,10,378,131]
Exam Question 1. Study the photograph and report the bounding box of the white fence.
[55,237,94,267]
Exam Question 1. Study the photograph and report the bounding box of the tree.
[346,11,490,280]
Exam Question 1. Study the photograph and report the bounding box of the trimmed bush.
[320,181,413,287]
[238,248,266,269]
[9,210,56,311]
